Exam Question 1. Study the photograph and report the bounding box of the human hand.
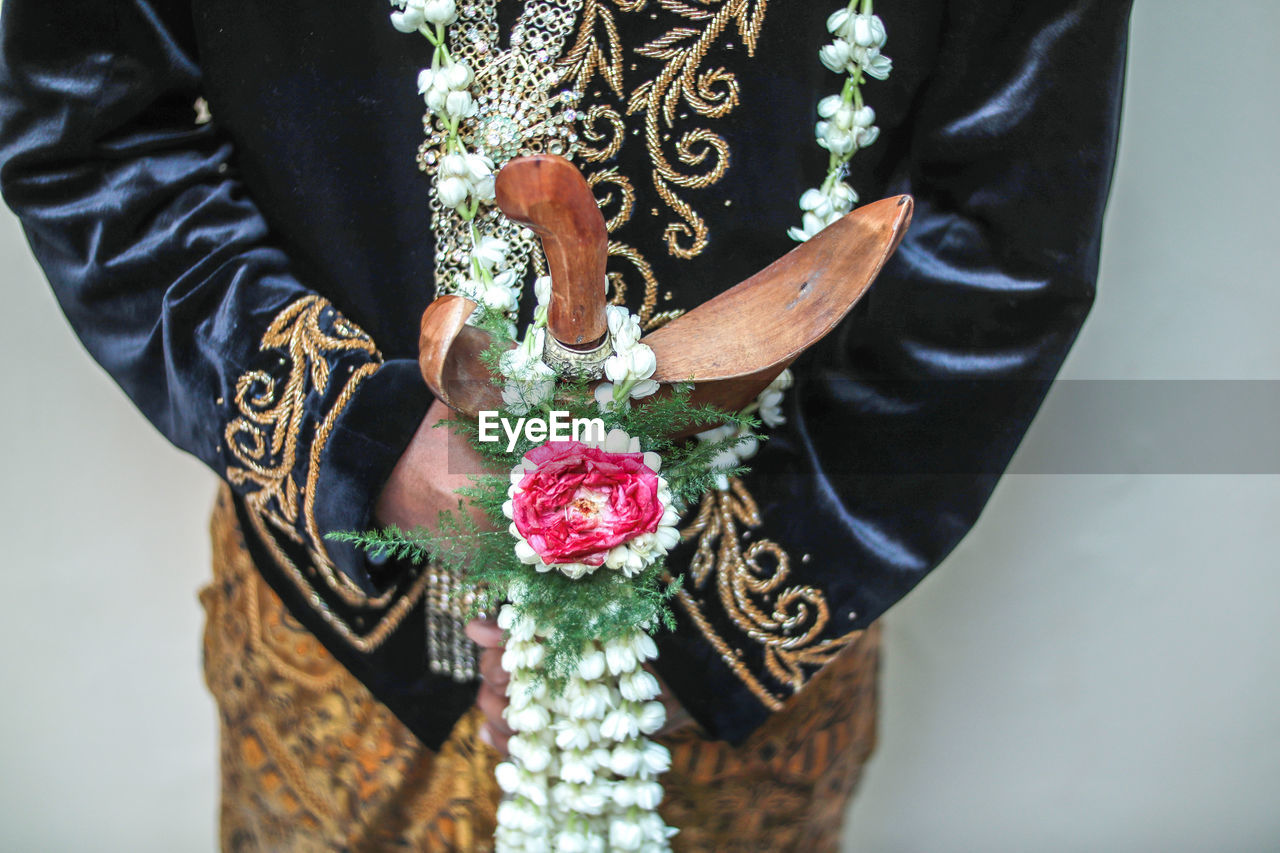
[374,398,497,533]
[465,616,695,756]
[376,401,696,754]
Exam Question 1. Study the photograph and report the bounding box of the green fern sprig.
[329,315,772,688]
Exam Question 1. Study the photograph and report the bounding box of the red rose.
[512,440,664,566]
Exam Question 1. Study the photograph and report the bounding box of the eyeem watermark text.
[478,410,606,453]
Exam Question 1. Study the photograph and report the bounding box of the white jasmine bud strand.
[819,39,852,73]
[827,8,852,37]
[578,648,606,681]
[654,525,680,550]
[853,14,887,49]
[471,173,496,204]
[605,641,637,676]
[495,761,520,793]
[609,743,642,776]
[436,175,468,209]
[464,151,492,181]
[391,7,425,32]
[602,428,632,455]
[445,89,475,118]
[620,669,661,702]
[641,740,672,775]
[637,701,666,735]
[439,152,467,177]
[633,780,664,809]
[514,539,540,565]
[443,60,473,90]
[505,702,551,732]
[626,345,657,379]
[601,707,640,741]
[632,631,659,662]
[421,0,458,25]
[483,283,516,312]
[609,817,644,851]
[424,86,447,113]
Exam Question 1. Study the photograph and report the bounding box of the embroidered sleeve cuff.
[315,357,434,593]
[652,478,868,745]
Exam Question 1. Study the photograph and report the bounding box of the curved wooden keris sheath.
[417,292,505,415]
[418,154,913,430]
[641,194,913,417]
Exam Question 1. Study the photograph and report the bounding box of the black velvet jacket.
[0,0,1132,746]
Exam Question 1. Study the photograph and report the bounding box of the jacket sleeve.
[0,0,432,594]
[653,0,1134,743]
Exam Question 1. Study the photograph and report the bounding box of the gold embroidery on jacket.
[564,0,769,260]
[225,295,428,651]
[677,478,863,706]
[579,105,628,164]
[588,167,635,231]
[563,0,771,324]
[582,135,667,326]
[609,241,661,323]
[562,0,630,100]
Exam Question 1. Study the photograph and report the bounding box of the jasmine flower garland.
[482,307,742,852]
[494,603,678,852]
[789,0,892,242]
[333,301,760,852]
[359,1,889,849]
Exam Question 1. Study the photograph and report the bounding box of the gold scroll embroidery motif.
[577,109,664,325]
[563,0,769,262]
[561,0,768,327]
[677,478,864,709]
[225,296,429,651]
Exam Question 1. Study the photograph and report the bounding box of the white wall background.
[1,1,1277,850]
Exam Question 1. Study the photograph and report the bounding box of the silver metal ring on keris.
[540,331,613,381]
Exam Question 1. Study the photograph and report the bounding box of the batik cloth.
[202,487,881,852]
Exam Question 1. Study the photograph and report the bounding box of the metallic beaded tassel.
[426,565,478,681]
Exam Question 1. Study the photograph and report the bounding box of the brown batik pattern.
[202,485,880,852]
[202,486,501,852]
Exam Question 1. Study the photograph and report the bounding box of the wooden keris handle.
[494,155,608,348]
